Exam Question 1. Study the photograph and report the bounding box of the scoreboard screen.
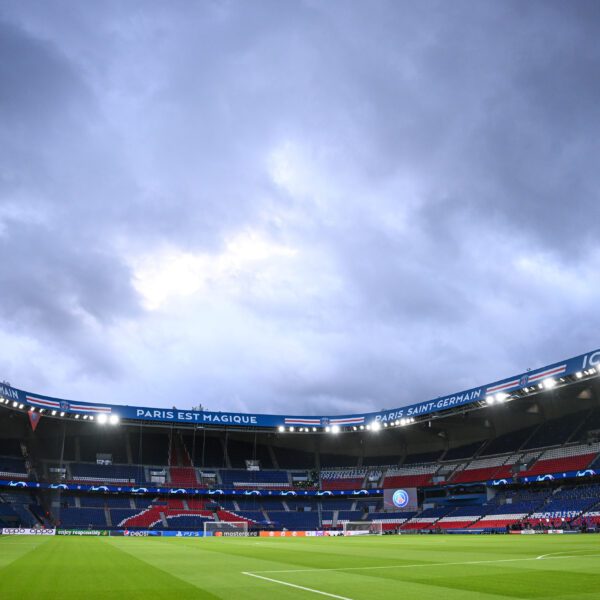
[383,488,418,511]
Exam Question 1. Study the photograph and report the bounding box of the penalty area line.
[242,571,354,600]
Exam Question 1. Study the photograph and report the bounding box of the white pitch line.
[250,553,600,575]
[242,571,354,599]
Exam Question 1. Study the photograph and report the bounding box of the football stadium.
[1,348,600,599]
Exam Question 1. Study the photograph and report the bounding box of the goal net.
[203,521,249,537]
[342,521,383,536]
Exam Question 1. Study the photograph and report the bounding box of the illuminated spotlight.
[371,421,381,432]
[410,418,416,423]
[383,422,388,428]
[97,413,108,425]
[288,426,295,432]
[359,425,365,430]
[278,425,285,433]
[83,415,88,420]
[12,401,18,408]
[89,416,94,421]
[312,427,317,432]
[542,378,557,390]
[331,424,340,434]
[366,424,371,431]
[74,414,80,419]
[495,393,508,403]
[325,426,331,432]
[352,426,357,431]
[39,408,45,413]
[18,403,24,409]
[59,411,65,417]
[485,396,495,405]
[109,414,119,425]
[51,410,57,416]
[575,371,583,379]
[29,406,36,412]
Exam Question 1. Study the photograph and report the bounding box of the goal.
[203,521,250,537]
[342,521,383,536]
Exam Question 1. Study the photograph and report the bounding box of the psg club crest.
[392,489,409,509]
[320,417,330,426]
[60,401,70,411]
[519,375,529,386]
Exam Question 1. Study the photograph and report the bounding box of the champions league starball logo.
[392,489,409,509]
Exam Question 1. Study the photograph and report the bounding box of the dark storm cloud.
[0,0,599,413]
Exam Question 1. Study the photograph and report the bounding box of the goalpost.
[203,521,250,537]
[342,521,383,536]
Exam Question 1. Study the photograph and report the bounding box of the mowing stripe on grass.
[242,571,354,599]
[249,552,600,574]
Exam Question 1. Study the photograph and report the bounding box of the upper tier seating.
[518,443,600,478]
[383,464,438,488]
[0,456,27,477]
[219,469,290,488]
[320,469,366,490]
[450,455,513,484]
[522,412,586,450]
[69,463,143,483]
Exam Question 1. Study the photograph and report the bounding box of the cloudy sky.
[1,0,599,416]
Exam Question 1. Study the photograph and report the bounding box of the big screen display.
[383,487,418,511]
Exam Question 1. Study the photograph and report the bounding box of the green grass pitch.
[1,534,599,599]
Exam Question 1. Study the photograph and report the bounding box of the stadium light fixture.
[325,426,331,432]
[109,414,119,425]
[51,410,57,416]
[371,421,381,432]
[575,371,583,379]
[39,408,45,413]
[29,406,35,412]
[331,424,340,434]
[359,425,364,430]
[75,414,80,419]
[485,396,495,405]
[495,393,508,403]
[277,425,285,432]
[542,378,557,390]
[289,426,295,432]
[83,415,88,420]
[89,416,94,421]
[97,413,108,425]
[12,401,18,408]
[59,411,65,417]
[312,427,317,432]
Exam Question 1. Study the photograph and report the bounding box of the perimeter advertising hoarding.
[2,528,56,535]
[383,488,418,511]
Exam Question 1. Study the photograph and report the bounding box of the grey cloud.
[0,1,599,412]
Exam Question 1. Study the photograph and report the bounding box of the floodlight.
[331,424,340,434]
[97,413,108,425]
[325,426,331,432]
[371,421,381,432]
[312,427,317,432]
[359,425,364,430]
[59,411,65,417]
[289,426,295,432]
[51,410,57,416]
[278,425,285,432]
[495,393,508,403]
[18,404,24,409]
[542,378,557,390]
[109,414,119,425]
[12,401,18,408]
